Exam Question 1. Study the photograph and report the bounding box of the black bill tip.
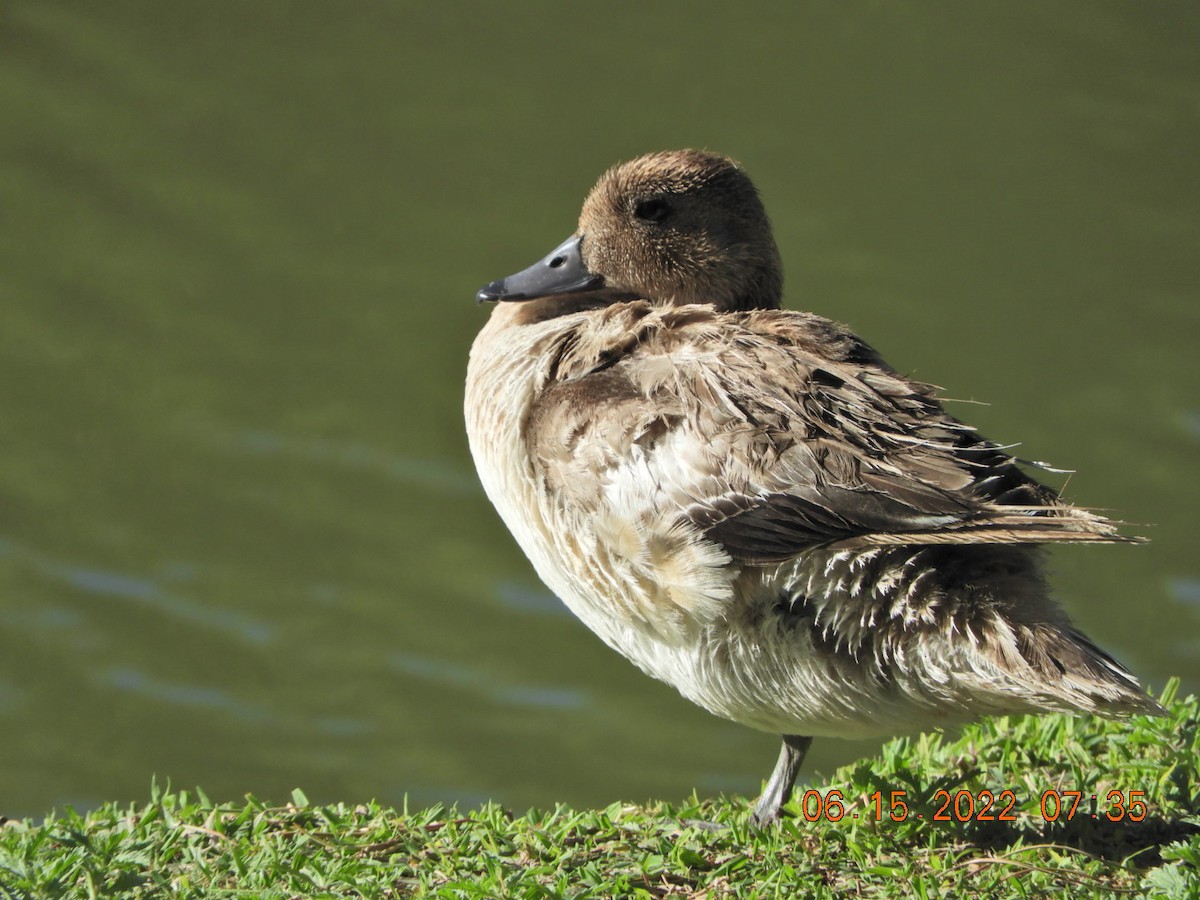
[476,281,507,304]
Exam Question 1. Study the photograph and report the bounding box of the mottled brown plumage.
[466,149,1162,827]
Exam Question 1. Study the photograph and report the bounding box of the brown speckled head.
[476,150,784,315]
[579,150,783,311]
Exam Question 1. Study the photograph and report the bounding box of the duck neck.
[723,262,783,312]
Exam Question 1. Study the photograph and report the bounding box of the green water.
[1,1,1197,819]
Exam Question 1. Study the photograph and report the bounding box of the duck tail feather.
[1007,622,1166,717]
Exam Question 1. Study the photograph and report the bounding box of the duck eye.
[634,197,672,224]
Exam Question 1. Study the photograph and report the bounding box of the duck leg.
[750,734,813,828]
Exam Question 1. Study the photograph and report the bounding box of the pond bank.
[2,682,1197,898]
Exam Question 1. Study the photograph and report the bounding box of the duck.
[464,149,1163,827]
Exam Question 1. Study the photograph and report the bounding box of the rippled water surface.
[2,1,1198,819]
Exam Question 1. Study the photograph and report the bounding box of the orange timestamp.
[790,788,1151,823]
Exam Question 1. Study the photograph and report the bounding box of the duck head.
[477,150,784,314]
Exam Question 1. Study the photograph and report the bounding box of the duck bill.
[476,234,603,303]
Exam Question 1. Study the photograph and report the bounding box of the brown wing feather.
[523,303,1136,564]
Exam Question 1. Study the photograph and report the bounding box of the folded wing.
[524,304,1133,575]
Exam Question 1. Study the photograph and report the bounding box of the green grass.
[2,681,1197,898]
